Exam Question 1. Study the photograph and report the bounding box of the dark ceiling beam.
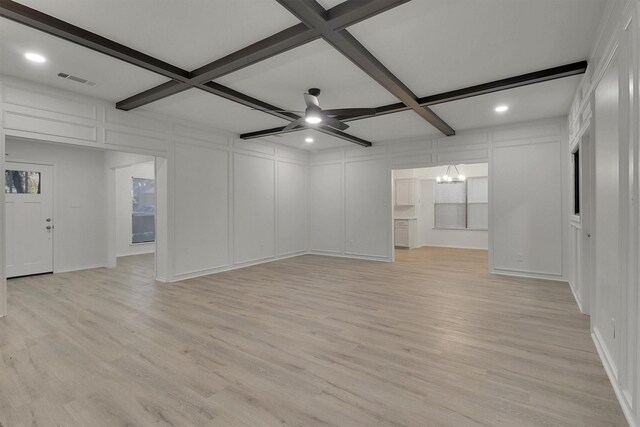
[240,61,589,140]
[117,24,321,110]
[275,0,455,137]
[326,0,411,30]
[189,24,318,84]
[116,0,408,112]
[371,60,591,118]
[240,124,372,147]
[417,61,589,106]
[198,82,301,122]
[116,81,192,111]
[0,0,190,82]
[315,126,372,147]
[242,126,311,140]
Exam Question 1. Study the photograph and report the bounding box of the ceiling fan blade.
[282,118,306,132]
[322,116,349,131]
[322,108,376,117]
[250,108,303,113]
[303,93,320,108]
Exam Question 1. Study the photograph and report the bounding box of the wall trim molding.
[593,330,637,427]
[170,252,305,282]
[54,263,109,274]
[418,244,489,251]
[307,250,390,262]
[568,279,584,313]
[489,268,566,282]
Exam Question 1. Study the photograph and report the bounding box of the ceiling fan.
[256,88,376,132]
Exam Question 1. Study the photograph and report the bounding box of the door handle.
[46,225,52,230]
[46,218,51,222]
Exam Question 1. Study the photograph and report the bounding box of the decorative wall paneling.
[1,76,170,156]
[309,117,567,280]
[566,1,639,425]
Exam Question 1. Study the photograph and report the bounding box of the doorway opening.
[4,137,167,283]
[109,153,156,277]
[391,163,489,263]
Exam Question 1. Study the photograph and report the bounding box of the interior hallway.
[0,249,626,426]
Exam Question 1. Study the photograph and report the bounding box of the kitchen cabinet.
[394,178,417,206]
[394,219,417,248]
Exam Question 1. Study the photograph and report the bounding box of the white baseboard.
[54,263,108,273]
[170,251,307,282]
[490,267,566,282]
[308,250,390,262]
[592,329,637,427]
[418,244,489,250]
[117,246,155,257]
[568,280,585,313]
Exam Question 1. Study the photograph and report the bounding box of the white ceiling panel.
[430,75,582,131]
[0,18,167,102]
[259,128,352,151]
[345,110,441,143]
[141,88,290,134]
[349,0,605,96]
[16,0,300,70]
[216,39,399,112]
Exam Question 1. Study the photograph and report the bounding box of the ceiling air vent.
[57,72,96,86]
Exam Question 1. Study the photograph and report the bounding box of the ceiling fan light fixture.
[304,105,322,124]
[25,52,46,63]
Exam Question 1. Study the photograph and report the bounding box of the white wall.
[395,164,489,250]
[115,162,155,257]
[5,138,108,272]
[0,74,310,305]
[170,139,308,281]
[567,1,639,426]
[492,141,563,276]
[309,118,568,280]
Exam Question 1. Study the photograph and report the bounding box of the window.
[434,177,488,230]
[132,178,155,243]
[5,170,41,194]
[466,177,488,229]
[573,149,580,215]
[435,181,466,229]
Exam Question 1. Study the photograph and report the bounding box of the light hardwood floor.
[0,248,627,426]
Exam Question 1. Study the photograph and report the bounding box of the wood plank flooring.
[0,248,627,426]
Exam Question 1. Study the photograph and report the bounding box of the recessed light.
[25,52,46,63]
[305,137,314,143]
[495,105,509,113]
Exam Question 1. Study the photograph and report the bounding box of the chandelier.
[436,165,465,183]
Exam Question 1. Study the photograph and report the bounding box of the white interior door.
[5,162,54,278]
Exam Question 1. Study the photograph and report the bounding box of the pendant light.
[436,165,466,183]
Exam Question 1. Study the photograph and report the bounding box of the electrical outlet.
[516,253,524,262]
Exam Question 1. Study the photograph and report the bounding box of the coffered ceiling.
[0,0,606,150]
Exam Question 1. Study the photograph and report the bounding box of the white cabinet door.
[394,179,415,205]
[395,225,409,247]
